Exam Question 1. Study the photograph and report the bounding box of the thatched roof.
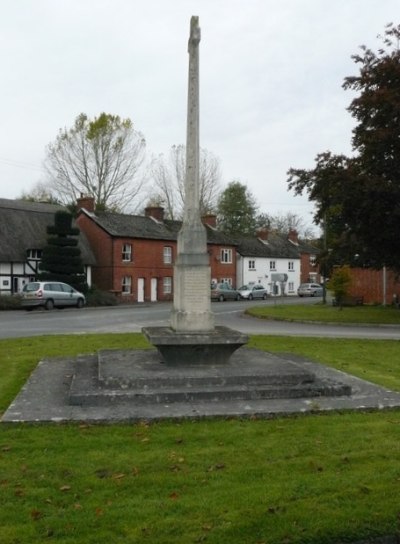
[0,198,96,264]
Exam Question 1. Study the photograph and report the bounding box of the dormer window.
[27,249,42,260]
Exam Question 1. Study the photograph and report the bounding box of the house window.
[163,277,172,294]
[270,261,276,270]
[220,249,232,263]
[163,246,172,264]
[220,278,232,286]
[288,261,294,271]
[310,254,317,266]
[122,243,132,262]
[121,275,132,294]
[248,260,256,270]
[27,249,42,260]
[288,282,295,293]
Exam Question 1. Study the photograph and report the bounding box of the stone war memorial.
[3,17,400,422]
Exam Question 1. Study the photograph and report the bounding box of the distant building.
[76,197,238,302]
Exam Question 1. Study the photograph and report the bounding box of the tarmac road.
[1,298,399,340]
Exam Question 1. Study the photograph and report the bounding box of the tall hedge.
[38,211,87,293]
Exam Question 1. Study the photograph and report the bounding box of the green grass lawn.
[1,333,400,544]
[246,302,400,324]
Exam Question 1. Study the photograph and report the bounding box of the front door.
[137,278,145,303]
[150,278,157,302]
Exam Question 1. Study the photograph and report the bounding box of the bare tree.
[149,144,221,219]
[44,113,146,211]
[267,211,316,239]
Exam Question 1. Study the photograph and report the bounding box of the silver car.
[211,283,241,302]
[21,281,86,310]
[297,283,323,297]
[238,284,268,300]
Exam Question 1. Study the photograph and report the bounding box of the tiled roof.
[0,198,96,264]
[236,232,302,259]
[85,210,237,246]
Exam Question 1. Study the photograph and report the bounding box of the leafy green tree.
[38,211,86,292]
[287,23,400,271]
[330,266,352,309]
[217,181,258,236]
[44,113,146,211]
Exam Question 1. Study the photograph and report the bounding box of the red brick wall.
[76,213,114,291]
[208,245,237,286]
[300,254,321,283]
[348,267,400,305]
[111,239,176,302]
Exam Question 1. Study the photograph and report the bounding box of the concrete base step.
[68,348,352,408]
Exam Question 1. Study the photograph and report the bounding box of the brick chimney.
[288,229,299,244]
[145,206,164,222]
[77,194,95,213]
[202,214,217,228]
[257,227,269,241]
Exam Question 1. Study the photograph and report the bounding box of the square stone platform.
[3,347,400,423]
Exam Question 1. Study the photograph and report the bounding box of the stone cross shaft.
[170,16,214,333]
[184,15,201,224]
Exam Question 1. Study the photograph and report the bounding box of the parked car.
[211,283,241,302]
[21,281,86,310]
[297,283,323,297]
[238,284,268,300]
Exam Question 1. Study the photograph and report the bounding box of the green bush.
[0,294,22,310]
[85,288,119,306]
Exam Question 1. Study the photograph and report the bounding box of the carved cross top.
[188,16,200,49]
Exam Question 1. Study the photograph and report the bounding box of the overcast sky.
[0,0,398,227]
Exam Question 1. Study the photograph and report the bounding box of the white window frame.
[163,276,172,294]
[220,248,232,264]
[121,275,132,295]
[288,261,294,271]
[163,246,172,264]
[122,243,132,262]
[270,261,276,271]
[27,249,42,260]
[248,260,256,270]
[220,278,232,286]
[288,281,295,293]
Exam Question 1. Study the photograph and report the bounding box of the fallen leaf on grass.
[1,445,11,452]
[59,485,71,492]
[112,473,125,480]
[169,491,179,500]
[30,509,43,521]
[207,463,226,472]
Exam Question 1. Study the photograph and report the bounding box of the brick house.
[76,197,237,302]
[0,198,95,295]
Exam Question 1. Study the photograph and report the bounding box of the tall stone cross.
[170,16,215,333]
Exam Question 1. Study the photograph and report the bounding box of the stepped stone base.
[68,347,351,407]
[5,346,400,422]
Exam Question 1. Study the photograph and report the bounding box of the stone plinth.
[143,326,248,365]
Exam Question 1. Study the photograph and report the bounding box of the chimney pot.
[145,206,164,222]
[77,195,95,213]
